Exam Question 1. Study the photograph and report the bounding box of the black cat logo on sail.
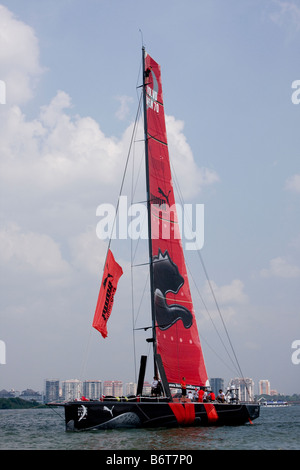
[153,249,193,330]
[150,187,171,211]
[158,187,171,206]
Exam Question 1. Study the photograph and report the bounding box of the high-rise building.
[143,381,151,395]
[125,382,137,396]
[83,380,102,399]
[229,377,255,401]
[103,381,113,396]
[258,379,270,395]
[62,379,82,401]
[113,381,123,397]
[45,379,60,403]
[103,380,123,396]
[210,378,224,394]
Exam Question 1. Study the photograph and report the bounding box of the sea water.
[0,405,299,450]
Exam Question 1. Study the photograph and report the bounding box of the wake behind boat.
[48,48,260,431]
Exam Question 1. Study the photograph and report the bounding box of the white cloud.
[0,223,70,278]
[0,2,219,213]
[166,115,219,199]
[69,228,107,276]
[197,279,248,329]
[260,256,300,278]
[0,96,219,215]
[115,95,134,120]
[271,0,300,30]
[0,91,124,195]
[203,279,248,305]
[285,174,300,193]
[0,5,44,104]
[268,0,300,43]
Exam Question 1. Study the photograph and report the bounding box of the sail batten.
[143,51,208,387]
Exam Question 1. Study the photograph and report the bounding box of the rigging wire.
[130,91,145,383]
[75,69,144,388]
[107,93,143,253]
[129,81,155,382]
[79,326,93,383]
[131,172,137,384]
[171,159,251,393]
[186,261,241,374]
[198,332,242,377]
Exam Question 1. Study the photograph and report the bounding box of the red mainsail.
[93,249,123,338]
[144,52,208,387]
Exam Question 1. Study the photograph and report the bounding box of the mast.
[142,47,157,377]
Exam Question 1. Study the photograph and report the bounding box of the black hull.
[59,398,260,431]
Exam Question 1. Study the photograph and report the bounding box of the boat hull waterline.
[57,400,260,431]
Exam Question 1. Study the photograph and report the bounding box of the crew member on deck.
[203,387,209,402]
[198,388,204,402]
[181,377,187,401]
[151,376,162,397]
[217,389,225,403]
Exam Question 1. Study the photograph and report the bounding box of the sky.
[0,0,299,396]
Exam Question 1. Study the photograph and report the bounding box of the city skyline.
[1,375,290,398]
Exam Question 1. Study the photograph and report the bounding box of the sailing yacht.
[48,48,260,430]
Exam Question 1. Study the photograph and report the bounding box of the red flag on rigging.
[92,249,123,338]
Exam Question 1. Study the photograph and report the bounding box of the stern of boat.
[246,403,260,422]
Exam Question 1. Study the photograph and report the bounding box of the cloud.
[203,279,248,306]
[0,5,44,104]
[0,91,218,204]
[285,174,300,193]
[69,228,107,276]
[0,3,219,221]
[0,223,70,279]
[193,279,249,341]
[260,256,300,278]
[270,1,300,34]
[115,95,134,120]
[166,115,219,199]
[0,91,124,198]
[198,279,248,326]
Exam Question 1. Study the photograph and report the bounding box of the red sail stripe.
[169,403,195,425]
[203,403,219,423]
